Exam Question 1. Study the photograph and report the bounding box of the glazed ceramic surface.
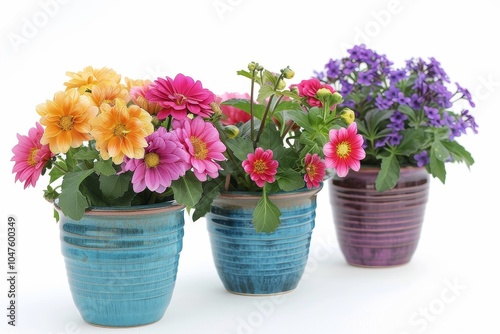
[206,186,321,295]
[58,202,185,327]
[330,167,429,267]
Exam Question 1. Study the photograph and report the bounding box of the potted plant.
[10,66,226,326]
[203,62,366,294]
[313,44,478,267]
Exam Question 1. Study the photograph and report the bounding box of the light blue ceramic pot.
[58,202,185,327]
[206,186,321,295]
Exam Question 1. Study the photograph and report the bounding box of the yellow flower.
[64,66,121,94]
[87,82,129,109]
[36,89,98,154]
[90,98,154,164]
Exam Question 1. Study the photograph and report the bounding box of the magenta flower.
[292,78,335,108]
[11,122,54,189]
[122,127,190,193]
[304,153,326,189]
[323,122,366,177]
[216,92,252,125]
[175,117,226,182]
[145,73,215,120]
[242,147,279,187]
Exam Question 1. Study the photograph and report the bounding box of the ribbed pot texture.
[58,202,185,327]
[206,186,321,295]
[330,167,429,267]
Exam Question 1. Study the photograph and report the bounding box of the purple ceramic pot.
[329,167,429,267]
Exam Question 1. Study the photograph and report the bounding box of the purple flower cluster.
[316,44,478,167]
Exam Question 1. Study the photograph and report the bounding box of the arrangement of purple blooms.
[314,44,478,191]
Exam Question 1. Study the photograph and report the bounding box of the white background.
[1,1,498,333]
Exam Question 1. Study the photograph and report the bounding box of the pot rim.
[217,184,323,200]
[54,200,185,216]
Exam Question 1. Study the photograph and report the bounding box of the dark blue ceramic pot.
[58,202,185,327]
[206,186,321,295]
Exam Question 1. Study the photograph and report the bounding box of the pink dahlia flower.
[292,78,335,108]
[145,73,215,120]
[304,153,326,189]
[122,127,190,193]
[216,92,252,125]
[323,122,366,177]
[175,117,226,182]
[242,147,279,187]
[11,122,54,189]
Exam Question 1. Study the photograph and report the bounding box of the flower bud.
[340,108,355,125]
[277,79,286,90]
[290,86,299,95]
[316,88,333,99]
[282,67,294,79]
[331,92,343,104]
[248,62,257,71]
[210,101,222,116]
[223,125,239,139]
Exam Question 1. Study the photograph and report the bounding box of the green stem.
[250,69,256,144]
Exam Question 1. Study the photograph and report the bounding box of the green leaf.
[171,172,203,207]
[398,105,418,123]
[99,173,132,199]
[365,109,393,136]
[431,140,451,162]
[442,141,475,166]
[396,129,425,155]
[257,85,275,104]
[94,159,117,176]
[73,148,99,161]
[375,154,400,192]
[253,189,282,233]
[257,123,282,150]
[221,98,266,120]
[192,178,226,221]
[57,169,95,219]
[224,137,254,161]
[58,190,89,221]
[429,147,446,183]
[276,169,305,191]
[287,109,310,129]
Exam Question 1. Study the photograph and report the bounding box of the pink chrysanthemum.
[242,147,279,187]
[11,122,54,189]
[175,117,226,182]
[145,73,215,120]
[304,153,326,189]
[122,127,190,193]
[292,78,335,108]
[323,122,366,177]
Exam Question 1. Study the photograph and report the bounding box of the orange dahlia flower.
[36,89,98,154]
[90,98,154,164]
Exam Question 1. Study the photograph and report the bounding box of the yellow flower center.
[306,164,317,178]
[336,141,351,159]
[28,148,39,167]
[190,136,208,160]
[59,116,74,131]
[254,160,267,174]
[174,93,186,106]
[113,124,130,137]
[144,152,160,168]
